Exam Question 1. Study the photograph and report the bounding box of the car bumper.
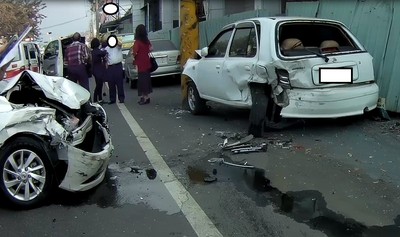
[129,65,181,80]
[58,105,114,192]
[281,83,379,118]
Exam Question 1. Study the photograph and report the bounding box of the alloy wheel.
[2,149,46,202]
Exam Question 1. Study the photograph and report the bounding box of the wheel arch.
[0,131,59,167]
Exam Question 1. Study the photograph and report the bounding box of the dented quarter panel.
[0,101,70,145]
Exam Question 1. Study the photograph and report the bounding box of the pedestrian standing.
[104,34,125,104]
[90,38,107,103]
[133,24,153,105]
[65,32,90,91]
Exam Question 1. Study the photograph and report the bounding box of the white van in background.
[3,42,41,79]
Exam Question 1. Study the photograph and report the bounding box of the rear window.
[151,40,177,52]
[278,22,361,57]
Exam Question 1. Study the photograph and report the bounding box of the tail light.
[4,66,26,79]
[276,68,291,89]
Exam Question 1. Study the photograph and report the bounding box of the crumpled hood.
[0,70,90,109]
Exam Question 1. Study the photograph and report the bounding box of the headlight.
[276,69,291,89]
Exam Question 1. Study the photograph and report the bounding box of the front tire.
[0,137,55,209]
[187,82,207,115]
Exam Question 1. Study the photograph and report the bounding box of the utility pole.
[180,0,199,109]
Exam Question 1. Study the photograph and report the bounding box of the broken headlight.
[276,69,291,89]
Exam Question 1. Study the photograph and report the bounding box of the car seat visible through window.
[320,40,340,52]
[281,38,304,50]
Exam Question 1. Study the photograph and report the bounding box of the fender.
[182,58,200,84]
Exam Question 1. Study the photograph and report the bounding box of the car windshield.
[151,40,177,52]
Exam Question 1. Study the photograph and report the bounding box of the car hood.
[0,70,90,110]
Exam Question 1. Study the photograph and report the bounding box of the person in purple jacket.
[90,38,108,103]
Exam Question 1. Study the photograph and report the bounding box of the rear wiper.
[304,48,329,62]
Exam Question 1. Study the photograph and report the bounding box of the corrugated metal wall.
[287,0,400,112]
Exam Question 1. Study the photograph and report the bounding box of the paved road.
[1,77,400,237]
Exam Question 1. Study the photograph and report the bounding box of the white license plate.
[156,57,168,65]
[319,68,353,83]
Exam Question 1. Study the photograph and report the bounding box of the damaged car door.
[196,27,233,100]
[222,21,260,103]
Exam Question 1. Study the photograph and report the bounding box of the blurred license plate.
[156,57,167,65]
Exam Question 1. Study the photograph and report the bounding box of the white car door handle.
[245,66,251,71]
[216,65,221,69]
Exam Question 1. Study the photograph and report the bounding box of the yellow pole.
[180,0,199,109]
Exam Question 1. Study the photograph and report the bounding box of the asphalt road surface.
[1,77,400,237]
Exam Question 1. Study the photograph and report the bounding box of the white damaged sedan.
[0,70,113,208]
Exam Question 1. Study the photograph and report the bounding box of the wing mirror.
[200,47,208,57]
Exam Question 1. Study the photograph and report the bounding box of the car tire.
[248,84,267,137]
[130,79,137,89]
[187,82,207,115]
[0,137,55,209]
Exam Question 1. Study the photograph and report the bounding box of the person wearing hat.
[64,32,90,91]
[104,33,125,104]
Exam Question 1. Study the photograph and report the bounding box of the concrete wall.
[131,0,146,30]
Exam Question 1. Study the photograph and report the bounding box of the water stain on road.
[50,161,180,215]
[187,157,400,237]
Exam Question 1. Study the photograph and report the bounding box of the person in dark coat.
[133,24,153,105]
[90,38,107,103]
[64,32,90,91]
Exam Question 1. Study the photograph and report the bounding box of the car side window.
[207,29,233,58]
[229,27,257,58]
[44,40,59,59]
[28,44,37,59]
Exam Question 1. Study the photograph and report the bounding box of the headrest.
[281,38,304,50]
[320,40,339,49]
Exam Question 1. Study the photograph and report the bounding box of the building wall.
[131,0,146,30]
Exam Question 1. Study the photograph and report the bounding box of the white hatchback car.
[183,17,379,136]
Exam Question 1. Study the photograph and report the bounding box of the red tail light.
[4,67,26,79]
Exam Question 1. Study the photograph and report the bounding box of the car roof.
[223,16,344,29]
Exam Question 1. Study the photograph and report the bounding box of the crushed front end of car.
[0,71,114,193]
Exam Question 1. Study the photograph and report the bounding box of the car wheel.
[130,79,137,89]
[248,84,267,137]
[0,137,54,209]
[187,82,207,115]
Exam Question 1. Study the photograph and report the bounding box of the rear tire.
[187,82,207,115]
[248,84,267,137]
[0,137,55,209]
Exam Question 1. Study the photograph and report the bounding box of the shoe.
[137,97,144,104]
[108,101,116,104]
[144,98,150,104]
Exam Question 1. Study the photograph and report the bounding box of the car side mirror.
[200,47,208,57]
